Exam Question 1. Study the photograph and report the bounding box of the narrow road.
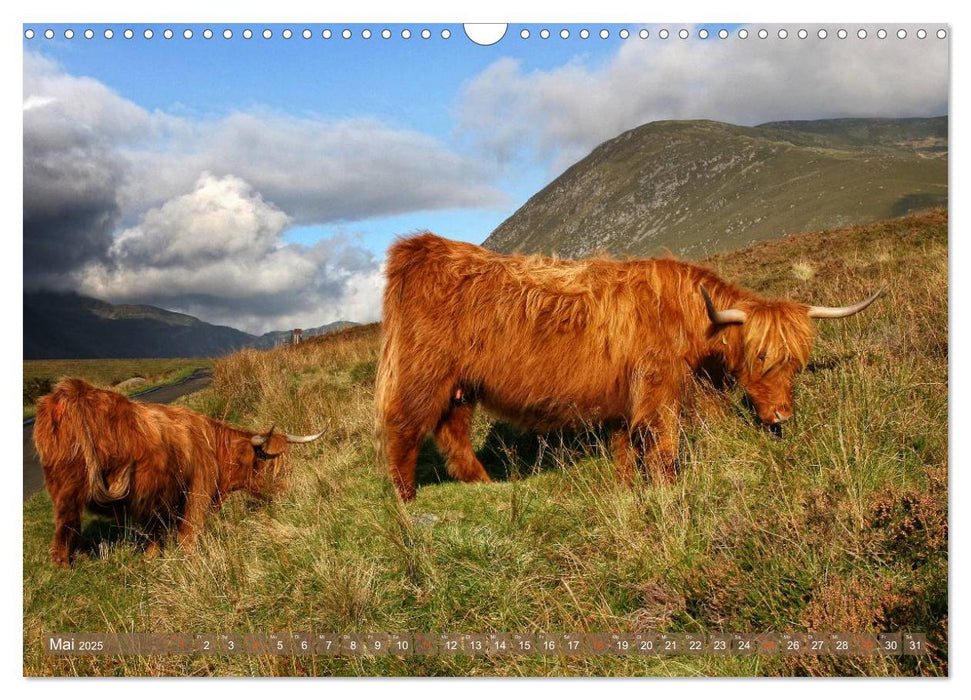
[22,369,213,501]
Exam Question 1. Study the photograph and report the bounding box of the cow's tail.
[78,416,133,506]
[35,380,133,505]
[373,338,392,470]
[373,281,401,472]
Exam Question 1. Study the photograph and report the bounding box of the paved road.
[22,370,213,501]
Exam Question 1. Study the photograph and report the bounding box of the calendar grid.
[43,632,929,657]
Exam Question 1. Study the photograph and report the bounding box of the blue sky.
[27,24,626,255]
[23,22,948,332]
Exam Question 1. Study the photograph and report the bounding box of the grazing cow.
[375,232,882,500]
[33,378,325,567]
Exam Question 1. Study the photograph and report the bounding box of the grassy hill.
[23,211,947,676]
[483,117,947,259]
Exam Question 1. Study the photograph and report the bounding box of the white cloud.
[460,30,949,173]
[23,50,509,329]
[22,95,56,112]
[108,174,292,268]
[118,111,507,226]
[25,35,949,331]
[77,175,384,334]
[23,51,151,147]
[23,50,505,294]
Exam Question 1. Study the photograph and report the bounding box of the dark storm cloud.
[22,51,503,330]
[23,53,149,287]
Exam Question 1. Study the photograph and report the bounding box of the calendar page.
[22,17,948,678]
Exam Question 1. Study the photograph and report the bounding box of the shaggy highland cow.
[375,232,882,500]
[33,378,325,566]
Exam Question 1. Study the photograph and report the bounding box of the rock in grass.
[414,513,440,529]
[114,377,147,391]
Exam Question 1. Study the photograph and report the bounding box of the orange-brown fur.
[33,378,293,567]
[375,232,815,500]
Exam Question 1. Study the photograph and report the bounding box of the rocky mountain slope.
[483,117,946,259]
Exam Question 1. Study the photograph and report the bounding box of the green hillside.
[483,117,946,259]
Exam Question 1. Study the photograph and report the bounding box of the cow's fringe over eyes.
[740,304,814,376]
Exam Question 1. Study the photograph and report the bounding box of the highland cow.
[375,232,882,500]
[33,378,325,566]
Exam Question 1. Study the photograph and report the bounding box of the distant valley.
[23,291,356,360]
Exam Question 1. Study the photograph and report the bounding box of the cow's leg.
[610,426,638,484]
[643,406,681,483]
[434,402,491,484]
[49,489,84,568]
[142,515,167,558]
[384,426,422,501]
[380,379,455,501]
[144,539,162,559]
[43,460,85,567]
[629,370,683,484]
[176,484,210,552]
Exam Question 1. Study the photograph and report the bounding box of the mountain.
[23,291,356,359]
[483,117,947,259]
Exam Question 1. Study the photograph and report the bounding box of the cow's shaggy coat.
[33,378,318,567]
[375,232,880,500]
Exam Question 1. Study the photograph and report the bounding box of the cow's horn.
[284,424,328,444]
[251,424,276,447]
[701,285,747,325]
[807,287,885,319]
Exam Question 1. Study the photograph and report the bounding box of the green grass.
[22,211,947,676]
[23,358,215,419]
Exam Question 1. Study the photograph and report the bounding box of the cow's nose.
[773,410,792,424]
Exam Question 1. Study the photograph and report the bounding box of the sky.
[22,22,949,334]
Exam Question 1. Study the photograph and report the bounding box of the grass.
[22,358,215,419]
[22,210,947,677]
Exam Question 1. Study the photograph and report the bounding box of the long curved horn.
[251,424,276,447]
[701,285,747,325]
[283,426,328,444]
[807,287,885,319]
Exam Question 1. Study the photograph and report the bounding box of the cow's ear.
[251,425,276,448]
[254,433,287,458]
[274,434,290,456]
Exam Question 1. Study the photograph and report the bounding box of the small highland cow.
[33,378,325,566]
